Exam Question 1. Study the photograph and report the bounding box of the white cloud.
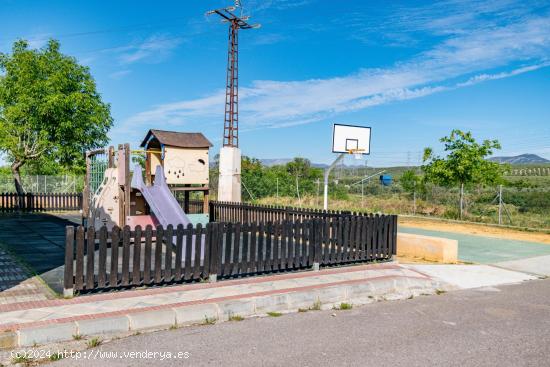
[252,33,286,46]
[457,63,550,87]
[247,0,312,11]
[26,34,51,49]
[117,34,183,64]
[109,69,132,80]
[122,2,550,132]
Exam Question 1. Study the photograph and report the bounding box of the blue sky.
[1,0,550,166]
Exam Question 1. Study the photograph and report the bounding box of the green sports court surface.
[399,226,550,264]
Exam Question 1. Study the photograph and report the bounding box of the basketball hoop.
[325,123,371,210]
[348,148,365,160]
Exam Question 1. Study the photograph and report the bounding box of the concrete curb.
[10,275,442,347]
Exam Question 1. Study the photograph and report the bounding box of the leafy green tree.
[0,39,113,194]
[241,156,269,199]
[0,166,11,175]
[285,158,322,198]
[286,158,311,178]
[399,169,422,194]
[422,129,505,219]
[422,130,504,188]
[239,157,323,200]
[131,153,146,170]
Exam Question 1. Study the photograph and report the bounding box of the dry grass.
[257,195,550,238]
[256,194,444,216]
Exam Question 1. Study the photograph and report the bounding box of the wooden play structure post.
[117,144,131,227]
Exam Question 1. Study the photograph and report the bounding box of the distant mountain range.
[258,154,549,168]
[260,158,294,166]
[260,158,329,168]
[488,154,550,165]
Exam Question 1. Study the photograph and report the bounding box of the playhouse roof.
[140,129,213,149]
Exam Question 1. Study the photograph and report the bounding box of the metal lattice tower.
[207,3,260,148]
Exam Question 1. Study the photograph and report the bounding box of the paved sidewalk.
[0,247,56,306]
[404,264,538,289]
[0,213,80,295]
[0,263,442,347]
[494,254,550,276]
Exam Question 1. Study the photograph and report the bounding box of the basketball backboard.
[332,123,371,155]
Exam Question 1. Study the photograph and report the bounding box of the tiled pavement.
[0,213,80,302]
[0,247,55,305]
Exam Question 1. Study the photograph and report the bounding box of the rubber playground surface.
[399,226,550,264]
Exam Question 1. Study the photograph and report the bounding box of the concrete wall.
[397,232,458,263]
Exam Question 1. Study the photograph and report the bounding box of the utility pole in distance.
[207,2,260,202]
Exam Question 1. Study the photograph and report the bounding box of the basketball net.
[348,149,365,160]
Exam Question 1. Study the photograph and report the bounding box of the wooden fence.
[64,214,397,294]
[209,201,360,224]
[0,192,82,213]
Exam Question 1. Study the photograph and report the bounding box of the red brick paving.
[0,262,400,313]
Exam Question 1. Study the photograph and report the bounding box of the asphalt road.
[56,279,550,367]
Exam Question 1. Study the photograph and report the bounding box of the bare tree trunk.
[11,161,25,194]
[11,161,25,211]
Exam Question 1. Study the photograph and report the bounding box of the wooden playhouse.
[140,129,213,214]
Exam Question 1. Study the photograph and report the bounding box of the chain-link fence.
[236,173,550,230]
[0,175,84,193]
[343,182,550,229]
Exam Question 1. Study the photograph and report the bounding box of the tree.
[0,39,113,194]
[422,130,504,187]
[422,129,505,218]
[285,158,322,201]
[399,169,422,194]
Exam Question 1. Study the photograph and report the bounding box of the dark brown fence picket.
[75,227,85,290]
[223,222,232,276]
[154,226,163,284]
[86,226,96,289]
[132,226,142,286]
[164,225,174,283]
[109,227,120,287]
[174,224,184,282]
[193,224,203,280]
[121,226,131,286]
[98,226,108,288]
[143,225,153,285]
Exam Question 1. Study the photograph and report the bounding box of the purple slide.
[132,165,204,263]
[131,165,191,228]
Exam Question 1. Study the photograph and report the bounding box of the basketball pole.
[323,153,346,210]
